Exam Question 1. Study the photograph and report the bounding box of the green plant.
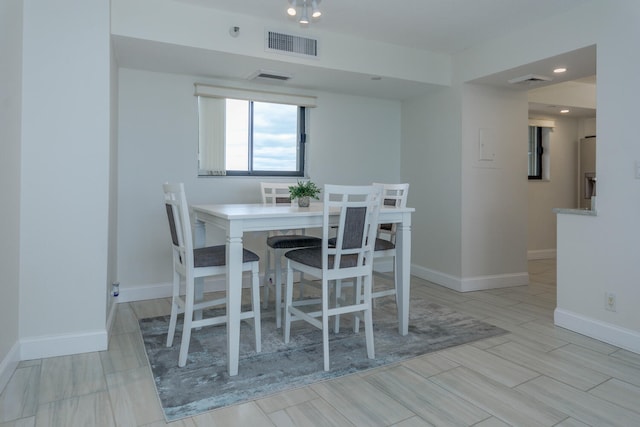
[288,180,321,200]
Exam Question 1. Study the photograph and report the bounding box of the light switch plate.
[478,128,495,161]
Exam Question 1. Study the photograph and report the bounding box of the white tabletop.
[192,202,414,219]
[192,202,325,219]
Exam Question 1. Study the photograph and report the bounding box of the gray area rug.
[140,296,506,421]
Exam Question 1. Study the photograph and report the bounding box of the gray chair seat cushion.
[379,223,393,231]
[193,245,259,268]
[284,247,359,269]
[327,237,395,251]
[267,234,322,249]
[374,238,395,251]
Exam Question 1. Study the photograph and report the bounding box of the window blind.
[194,83,317,108]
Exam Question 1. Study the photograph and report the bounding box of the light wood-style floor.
[2,259,640,426]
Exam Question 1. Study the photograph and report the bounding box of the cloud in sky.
[226,100,299,171]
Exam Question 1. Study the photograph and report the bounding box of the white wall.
[403,77,531,293]
[116,68,402,300]
[0,0,23,390]
[528,116,580,258]
[460,84,529,289]
[459,0,640,353]
[308,92,402,186]
[555,1,640,352]
[402,81,531,293]
[19,0,111,359]
[401,87,462,281]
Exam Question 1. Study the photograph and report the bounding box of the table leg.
[226,222,243,376]
[396,214,411,336]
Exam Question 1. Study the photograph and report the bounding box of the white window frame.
[195,83,317,177]
[528,119,553,181]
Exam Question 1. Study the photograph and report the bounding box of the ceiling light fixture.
[287,0,322,25]
[287,0,297,16]
[560,109,570,114]
[554,67,567,73]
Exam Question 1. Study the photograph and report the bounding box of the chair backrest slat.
[165,204,180,247]
[260,182,295,205]
[373,182,409,208]
[341,207,366,249]
[163,183,194,268]
[372,183,409,244]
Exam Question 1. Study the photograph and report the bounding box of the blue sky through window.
[225,100,298,171]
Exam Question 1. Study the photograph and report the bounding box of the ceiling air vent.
[508,74,553,85]
[248,69,293,82]
[266,30,319,58]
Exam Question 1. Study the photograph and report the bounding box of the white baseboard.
[411,264,463,290]
[411,264,529,292]
[0,341,20,395]
[20,330,108,361]
[554,308,640,355]
[116,282,174,303]
[2,304,119,387]
[460,272,529,292]
[528,249,557,260]
[117,275,255,303]
[2,330,111,388]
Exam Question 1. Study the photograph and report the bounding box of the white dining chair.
[371,182,410,298]
[283,184,381,371]
[163,182,262,367]
[335,182,409,332]
[260,182,322,329]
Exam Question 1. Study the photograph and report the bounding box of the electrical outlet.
[605,292,616,312]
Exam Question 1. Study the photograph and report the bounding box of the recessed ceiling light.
[554,68,567,73]
[560,109,570,114]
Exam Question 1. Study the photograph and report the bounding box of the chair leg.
[262,249,272,309]
[251,263,262,353]
[284,261,294,344]
[166,270,180,347]
[177,272,199,367]
[353,276,363,333]
[322,278,330,371]
[363,275,375,360]
[274,252,283,329]
[166,298,178,348]
[178,299,193,367]
[194,277,204,325]
[334,279,342,333]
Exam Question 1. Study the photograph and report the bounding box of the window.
[527,120,553,181]
[528,126,543,180]
[195,83,316,177]
[223,100,305,176]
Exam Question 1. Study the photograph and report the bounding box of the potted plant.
[289,180,321,207]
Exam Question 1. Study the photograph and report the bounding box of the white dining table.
[191,202,414,376]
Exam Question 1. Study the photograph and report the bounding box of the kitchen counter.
[553,207,597,216]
